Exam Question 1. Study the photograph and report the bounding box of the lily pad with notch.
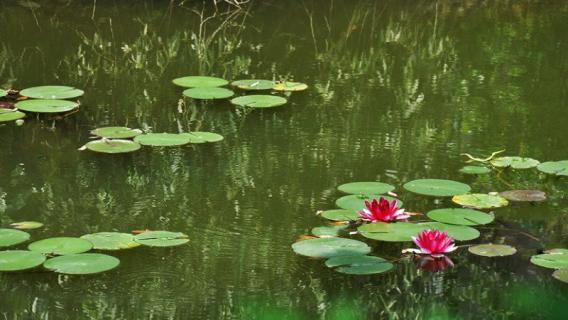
[81,232,140,250]
[43,253,120,274]
[291,237,371,259]
[359,222,479,242]
[231,79,274,91]
[90,127,143,139]
[452,193,509,209]
[320,209,360,221]
[10,221,43,230]
[337,182,395,195]
[0,109,25,122]
[180,132,224,144]
[172,76,228,88]
[403,179,471,197]
[311,225,347,237]
[273,81,308,92]
[15,99,78,113]
[499,190,546,202]
[83,139,141,154]
[552,269,568,283]
[134,231,189,247]
[537,160,568,176]
[468,244,517,257]
[182,87,234,99]
[230,95,287,108]
[335,195,403,211]
[531,250,568,269]
[134,133,191,147]
[28,237,93,255]
[491,156,540,169]
[459,166,491,175]
[325,255,394,275]
[20,86,84,99]
[0,250,46,272]
[426,208,494,226]
[0,229,31,247]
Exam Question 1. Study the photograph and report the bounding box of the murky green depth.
[1,1,568,319]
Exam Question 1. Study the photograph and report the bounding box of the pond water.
[1,0,568,319]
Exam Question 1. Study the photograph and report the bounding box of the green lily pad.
[337,182,395,195]
[291,237,370,259]
[230,95,287,108]
[498,190,546,202]
[231,79,274,90]
[90,127,143,139]
[545,248,568,254]
[28,237,93,255]
[15,99,78,113]
[0,89,7,97]
[0,250,46,272]
[0,229,31,247]
[0,109,25,122]
[182,87,234,99]
[320,209,360,221]
[84,139,141,154]
[10,221,44,230]
[172,76,228,88]
[359,222,479,242]
[426,208,494,226]
[134,133,191,147]
[459,166,491,175]
[421,222,480,241]
[273,81,308,92]
[452,193,509,209]
[403,179,471,197]
[468,244,517,257]
[311,225,347,237]
[531,251,568,269]
[43,253,120,274]
[134,231,189,247]
[20,86,84,99]
[325,255,393,275]
[552,269,568,283]
[491,156,540,169]
[180,132,224,143]
[335,195,402,211]
[537,160,568,176]
[80,232,140,250]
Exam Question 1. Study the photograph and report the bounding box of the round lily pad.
[10,221,43,230]
[335,195,402,211]
[320,209,360,221]
[15,99,78,113]
[80,232,140,250]
[90,127,142,139]
[273,81,308,92]
[172,76,228,88]
[291,237,370,258]
[537,160,568,176]
[0,89,7,97]
[0,229,31,247]
[230,95,287,108]
[452,193,509,209]
[28,237,93,255]
[325,255,393,275]
[84,139,141,154]
[491,156,540,169]
[419,222,480,241]
[552,269,568,283]
[531,251,568,269]
[43,253,120,274]
[0,109,25,122]
[0,250,46,271]
[180,132,224,143]
[498,190,546,202]
[182,87,234,99]
[311,225,347,237]
[134,133,191,147]
[468,244,517,257]
[337,182,395,195]
[134,231,189,247]
[231,79,274,90]
[359,222,479,242]
[403,179,471,197]
[459,166,491,175]
[20,86,84,99]
[426,208,494,226]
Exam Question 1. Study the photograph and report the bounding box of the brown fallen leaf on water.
[296,235,317,242]
[132,229,151,235]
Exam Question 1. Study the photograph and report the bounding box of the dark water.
[1,0,568,319]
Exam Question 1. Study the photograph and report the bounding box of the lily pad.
[0,250,46,272]
[15,99,78,113]
[230,95,287,108]
[10,221,44,230]
[537,160,568,176]
[172,76,228,88]
[180,131,224,143]
[291,237,370,258]
[84,139,141,154]
[28,237,93,255]
[81,232,140,250]
[325,255,394,275]
[134,231,189,247]
[0,89,7,97]
[498,190,546,202]
[311,225,347,237]
[231,79,274,90]
[452,193,509,209]
[420,222,480,241]
[20,86,84,99]
[335,195,402,211]
[459,166,491,175]
[320,209,360,221]
[552,269,568,283]
[531,251,568,269]
[359,222,479,242]
[0,109,25,122]
[0,229,31,247]
[134,133,191,147]
[182,87,234,99]
[337,182,395,195]
[43,253,120,274]
[491,156,540,169]
[468,244,517,257]
[90,127,143,139]
[273,81,308,92]
[403,179,471,197]
[426,208,494,226]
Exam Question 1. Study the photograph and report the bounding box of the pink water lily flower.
[407,229,457,257]
[357,197,409,222]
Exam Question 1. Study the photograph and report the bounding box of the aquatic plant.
[357,197,408,223]
[406,229,457,257]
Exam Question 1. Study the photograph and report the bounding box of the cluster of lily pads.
[460,152,568,177]
[0,222,188,275]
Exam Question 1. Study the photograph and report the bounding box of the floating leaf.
[134,231,189,247]
[28,237,93,255]
[499,190,546,202]
[403,179,471,197]
[0,229,31,247]
[0,109,25,122]
[182,87,234,99]
[311,225,347,237]
[337,182,395,195]
[552,269,568,283]
[335,195,402,211]
[325,255,393,275]
[273,81,308,92]
[452,193,509,209]
[491,156,540,169]
[468,244,517,257]
[320,209,360,221]
[180,131,224,143]
[230,95,287,108]
[172,76,228,88]
[0,250,46,272]
[231,79,274,90]
[84,139,141,154]
[291,237,370,258]
[531,251,568,269]
[459,166,491,175]
[426,208,494,226]
[90,127,142,139]
[80,232,140,250]
[420,222,480,241]
[10,221,43,230]
[537,160,568,176]
[545,248,568,254]
[15,99,78,113]
[20,86,84,99]
[0,89,7,97]
[43,253,120,274]
[359,222,479,242]
[134,133,191,147]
